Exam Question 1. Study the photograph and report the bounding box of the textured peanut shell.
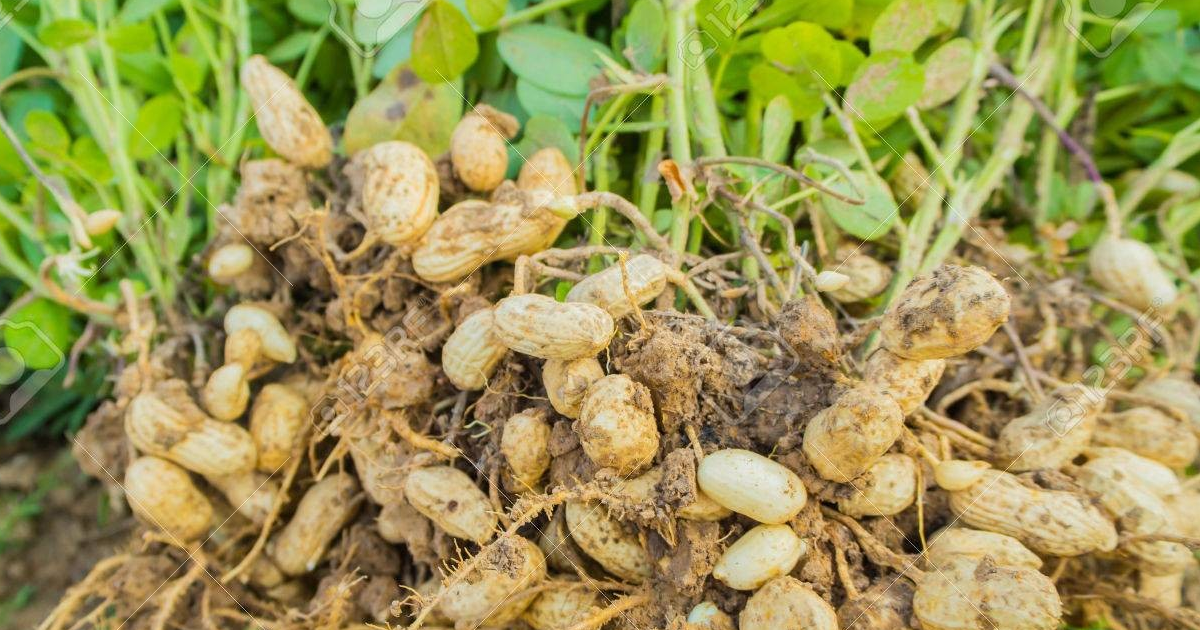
[450,108,514,192]
[1140,571,1184,608]
[576,375,659,475]
[523,585,597,630]
[225,303,296,363]
[518,147,577,196]
[565,254,668,318]
[126,392,257,476]
[1083,447,1181,498]
[565,501,652,584]
[880,264,1011,360]
[617,466,731,521]
[543,357,604,418]
[441,307,508,391]
[712,524,806,590]
[249,383,308,472]
[240,55,331,168]
[501,410,551,491]
[270,473,360,575]
[863,349,945,416]
[348,434,408,505]
[913,557,1061,630]
[358,140,439,246]
[205,471,278,524]
[1133,375,1200,430]
[696,448,807,524]
[404,466,496,543]
[494,294,615,360]
[924,528,1043,571]
[202,362,250,421]
[1089,236,1178,310]
[412,200,565,282]
[993,386,1103,472]
[440,535,546,626]
[948,469,1117,556]
[740,577,837,630]
[837,453,917,517]
[124,456,214,541]
[802,384,903,482]
[1093,407,1198,469]
[827,249,892,303]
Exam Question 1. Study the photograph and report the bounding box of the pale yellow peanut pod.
[494,294,615,360]
[247,556,286,589]
[205,471,279,524]
[880,264,1011,360]
[442,307,509,391]
[270,473,360,575]
[945,467,1117,556]
[993,385,1104,472]
[696,448,806,524]
[1168,490,1200,538]
[615,466,731,521]
[827,248,893,303]
[240,55,332,168]
[836,453,917,517]
[933,459,991,491]
[1133,375,1200,431]
[208,243,256,284]
[913,556,1061,630]
[225,304,297,363]
[685,602,734,630]
[501,410,551,491]
[813,270,850,293]
[249,383,308,472]
[404,466,496,543]
[357,140,439,247]
[863,349,945,416]
[1089,236,1178,310]
[518,147,577,196]
[124,456,214,541]
[1140,570,1184,608]
[576,374,659,476]
[538,511,581,573]
[740,577,837,630]
[711,524,806,590]
[84,209,122,236]
[924,528,1043,571]
[348,435,408,505]
[802,384,903,482]
[522,584,597,630]
[450,106,517,193]
[564,254,669,318]
[202,363,251,421]
[565,501,652,584]
[126,392,257,476]
[1083,447,1181,498]
[440,535,546,626]
[1077,455,1192,575]
[542,357,604,418]
[412,200,565,283]
[1093,407,1198,469]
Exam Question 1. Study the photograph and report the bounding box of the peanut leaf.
[411,1,478,83]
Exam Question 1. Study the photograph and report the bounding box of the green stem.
[295,25,331,89]
[636,95,667,221]
[665,0,694,255]
[582,93,633,159]
[587,137,614,272]
[492,0,592,30]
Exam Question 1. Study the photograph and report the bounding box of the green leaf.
[411,1,479,83]
[287,0,330,25]
[870,0,938,53]
[821,172,897,241]
[514,114,579,165]
[168,53,206,94]
[497,24,610,96]
[1137,36,1184,86]
[748,64,823,119]
[694,0,760,53]
[844,51,925,124]
[918,37,973,109]
[467,0,506,29]
[516,79,586,127]
[933,0,967,30]
[71,137,114,182]
[267,31,317,63]
[3,299,73,371]
[624,0,665,72]
[23,111,70,155]
[105,22,156,52]
[116,52,174,94]
[742,0,853,31]
[834,40,866,87]
[343,65,463,156]
[0,27,25,78]
[761,96,795,162]
[38,19,96,49]
[761,22,841,88]
[119,0,177,22]
[129,95,183,160]
[354,0,427,47]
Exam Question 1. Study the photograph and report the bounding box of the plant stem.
[493,0,593,30]
[665,0,694,256]
[587,137,614,272]
[636,95,667,222]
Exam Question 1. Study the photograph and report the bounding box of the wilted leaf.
[624,0,665,71]
[761,22,841,88]
[38,19,96,49]
[411,1,478,82]
[918,37,973,109]
[870,0,938,53]
[844,51,924,124]
[129,95,183,160]
[822,171,897,241]
[343,65,463,156]
[498,24,610,96]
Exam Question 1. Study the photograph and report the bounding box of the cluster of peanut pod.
[104,56,1200,630]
